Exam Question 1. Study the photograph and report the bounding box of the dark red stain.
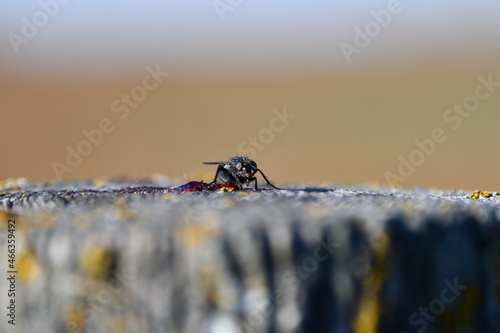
[174,181,238,194]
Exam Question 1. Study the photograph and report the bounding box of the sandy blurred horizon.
[1,1,500,191]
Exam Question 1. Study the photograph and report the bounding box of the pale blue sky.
[1,0,500,77]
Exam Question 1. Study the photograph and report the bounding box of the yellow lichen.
[80,246,116,280]
[65,305,86,333]
[107,316,127,333]
[114,204,132,221]
[468,190,492,199]
[438,284,480,329]
[92,178,108,187]
[17,248,40,284]
[468,190,480,199]
[32,213,55,229]
[2,215,28,233]
[480,191,492,198]
[161,193,172,200]
[352,234,388,333]
[198,266,220,305]
[0,211,11,229]
[179,223,218,247]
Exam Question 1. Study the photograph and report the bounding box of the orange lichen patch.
[73,214,95,230]
[107,316,127,333]
[1,215,29,233]
[114,204,132,221]
[17,248,41,284]
[179,223,218,247]
[161,193,172,200]
[0,211,13,229]
[468,190,493,199]
[32,213,56,229]
[80,246,116,280]
[219,186,235,193]
[64,305,86,333]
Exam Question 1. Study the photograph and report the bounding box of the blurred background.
[1,0,499,190]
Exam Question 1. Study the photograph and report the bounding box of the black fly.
[203,156,279,190]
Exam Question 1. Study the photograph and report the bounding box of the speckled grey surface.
[0,177,499,333]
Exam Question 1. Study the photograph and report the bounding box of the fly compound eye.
[244,165,254,175]
[236,162,243,170]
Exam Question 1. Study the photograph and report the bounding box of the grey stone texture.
[0,177,499,333]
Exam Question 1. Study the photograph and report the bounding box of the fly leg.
[208,165,225,185]
[246,177,258,189]
[257,169,279,189]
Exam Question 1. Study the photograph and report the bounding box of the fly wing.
[203,161,226,165]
